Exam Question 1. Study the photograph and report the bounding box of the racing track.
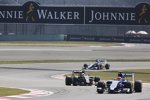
[0,43,150,100]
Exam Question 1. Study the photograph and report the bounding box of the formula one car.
[65,70,100,86]
[83,59,110,70]
[97,72,142,94]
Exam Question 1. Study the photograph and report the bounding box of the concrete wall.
[0,34,65,41]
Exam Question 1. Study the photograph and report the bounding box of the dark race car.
[97,72,142,94]
[65,70,100,86]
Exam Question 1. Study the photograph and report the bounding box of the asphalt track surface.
[0,43,150,61]
[0,43,150,100]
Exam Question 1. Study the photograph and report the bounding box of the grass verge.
[0,87,30,96]
[87,69,150,83]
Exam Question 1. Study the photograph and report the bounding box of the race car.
[83,59,110,70]
[97,72,142,94]
[65,70,100,86]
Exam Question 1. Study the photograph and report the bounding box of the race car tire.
[97,82,105,94]
[97,65,100,70]
[94,77,100,83]
[134,81,142,92]
[83,64,88,69]
[99,65,103,70]
[105,64,110,70]
[65,77,72,86]
[125,82,132,94]
[79,77,86,86]
[72,77,78,86]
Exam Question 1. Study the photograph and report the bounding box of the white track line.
[121,43,135,47]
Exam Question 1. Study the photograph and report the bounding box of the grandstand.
[0,0,150,41]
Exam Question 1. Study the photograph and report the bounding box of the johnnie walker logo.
[23,1,39,22]
[136,3,150,24]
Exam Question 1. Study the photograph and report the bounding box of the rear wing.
[72,70,85,73]
[118,72,135,82]
[118,72,134,77]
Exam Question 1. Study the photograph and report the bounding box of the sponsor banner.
[85,3,150,25]
[67,35,150,43]
[0,1,150,25]
[85,7,135,24]
[0,1,84,24]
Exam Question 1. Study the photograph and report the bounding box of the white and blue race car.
[83,59,110,70]
[97,72,142,94]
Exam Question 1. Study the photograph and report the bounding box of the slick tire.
[79,77,86,86]
[105,64,110,70]
[73,77,78,86]
[65,77,72,86]
[94,77,100,83]
[125,82,133,94]
[97,82,105,94]
[83,64,88,69]
[134,81,142,92]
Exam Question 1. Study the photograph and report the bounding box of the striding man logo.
[26,3,35,22]
[23,1,39,22]
[138,5,148,24]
